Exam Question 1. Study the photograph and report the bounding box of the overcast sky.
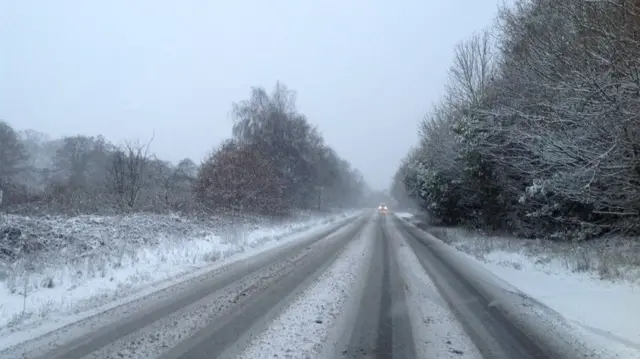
[1,0,503,190]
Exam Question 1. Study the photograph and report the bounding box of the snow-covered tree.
[393,0,640,238]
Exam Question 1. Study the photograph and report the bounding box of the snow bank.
[426,226,640,283]
[418,225,640,355]
[478,251,640,353]
[394,212,414,220]
[0,211,357,336]
[398,220,640,359]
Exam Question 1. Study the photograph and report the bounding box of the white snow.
[401,220,640,358]
[74,222,367,359]
[0,211,359,351]
[235,217,376,359]
[478,251,640,354]
[390,232,482,359]
[395,212,414,219]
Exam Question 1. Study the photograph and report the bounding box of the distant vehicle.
[378,203,388,214]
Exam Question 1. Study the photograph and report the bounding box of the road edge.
[392,214,623,359]
[0,212,363,355]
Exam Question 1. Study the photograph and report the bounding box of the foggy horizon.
[1,0,503,190]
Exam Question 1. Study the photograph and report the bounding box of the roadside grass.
[400,217,640,283]
[0,212,350,331]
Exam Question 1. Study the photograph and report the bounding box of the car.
[378,203,388,214]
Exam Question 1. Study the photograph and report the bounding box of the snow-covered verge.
[397,215,640,357]
[393,211,428,228]
[402,222,639,358]
[0,210,357,339]
[428,226,640,284]
[427,227,640,355]
[394,212,413,220]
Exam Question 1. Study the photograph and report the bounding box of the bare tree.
[53,136,95,188]
[394,0,640,236]
[229,82,368,210]
[176,158,197,179]
[106,138,153,211]
[195,139,286,215]
[447,29,496,109]
[149,158,195,211]
[493,0,640,217]
[0,121,28,185]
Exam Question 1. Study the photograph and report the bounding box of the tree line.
[391,0,640,240]
[1,82,368,216]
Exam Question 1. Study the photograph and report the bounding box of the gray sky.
[1,0,502,190]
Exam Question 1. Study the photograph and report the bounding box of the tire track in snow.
[337,214,416,358]
[84,219,366,359]
[12,217,364,359]
[392,216,548,358]
[387,218,482,359]
[232,217,377,359]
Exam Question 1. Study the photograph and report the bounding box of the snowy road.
[2,213,593,359]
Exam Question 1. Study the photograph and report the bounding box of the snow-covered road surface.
[2,213,627,359]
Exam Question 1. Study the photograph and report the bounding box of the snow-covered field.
[397,213,640,355]
[0,211,356,343]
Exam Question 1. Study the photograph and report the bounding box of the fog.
[0,0,502,190]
